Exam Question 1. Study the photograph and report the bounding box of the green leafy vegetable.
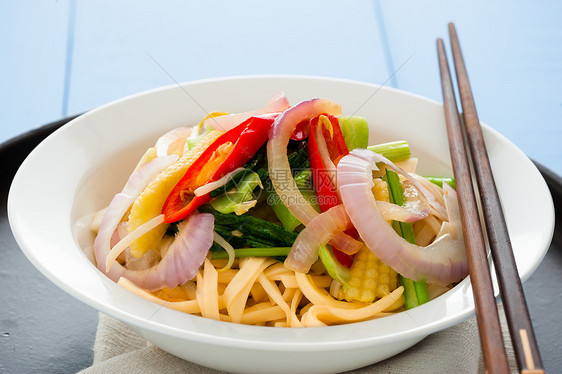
[210,171,262,215]
[211,246,291,260]
[318,245,351,289]
[368,141,411,162]
[385,169,429,309]
[339,116,369,150]
[200,206,298,249]
[425,176,456,190]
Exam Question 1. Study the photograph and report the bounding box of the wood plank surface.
[377,0,562,176]
[0,1,70,143]
[65,0,390,115]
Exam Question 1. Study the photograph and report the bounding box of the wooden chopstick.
[446,23,544,374]
[437,37,510,374]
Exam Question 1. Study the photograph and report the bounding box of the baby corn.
[339,246,398,303]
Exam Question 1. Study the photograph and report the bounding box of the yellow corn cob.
[340,246,398,303]
[339,178,398,303]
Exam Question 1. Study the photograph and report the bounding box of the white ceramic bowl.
[8,76,554,374]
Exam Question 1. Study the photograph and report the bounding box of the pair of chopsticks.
[437,23,544,374]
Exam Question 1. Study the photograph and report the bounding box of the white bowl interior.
[8,76,554,374]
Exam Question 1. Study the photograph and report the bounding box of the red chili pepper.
[290,118,310,141]
[162,113,277,223]
[308,114,358,267]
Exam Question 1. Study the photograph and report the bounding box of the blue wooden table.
[2,1,561,176]
[1,1,561,373]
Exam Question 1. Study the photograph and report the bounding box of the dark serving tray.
[1,117,561,373]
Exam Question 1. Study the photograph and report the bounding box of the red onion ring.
[369,151,448,220]
[314,117,338,191]
[376,201,429,223]
[267,98,342,225]
[337,148,468,285]
[204,93,290,131]
[285,205,355,273]
[267,98,364,254]
[94,155,215,291]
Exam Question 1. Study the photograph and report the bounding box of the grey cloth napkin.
[78,304,517,374]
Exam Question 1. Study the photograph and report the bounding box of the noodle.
[300,287,404,327]
[118,258,408,327]
[216,269,238,283]
[258,274,302,327]
[212,232,235,271]
[118,277,201,314]
[223,257,275,323]
[197,259,220,320]
[250,283,268,303]
[295,272,366,310]
[239,303,286,325]
[263,262,291,278]
[279,274,332,289]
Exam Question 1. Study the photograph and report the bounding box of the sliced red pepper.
[290,118,310,141]
[162,113,277,223]
[308,114,358,267]
[308,116,343,212]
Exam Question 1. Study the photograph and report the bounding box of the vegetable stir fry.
[90,95,468,327]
